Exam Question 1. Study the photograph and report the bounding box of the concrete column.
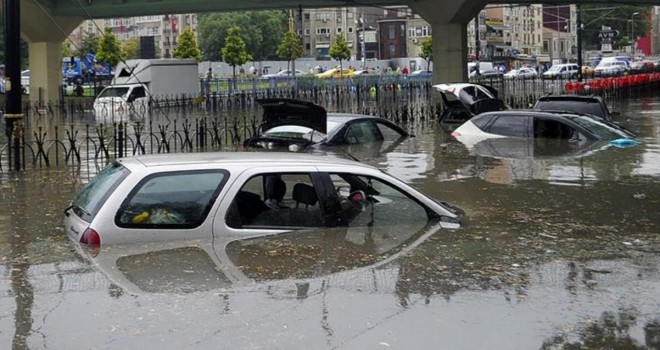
[27,42,62,105]
[431,22,469,83]
[19,0,83,105]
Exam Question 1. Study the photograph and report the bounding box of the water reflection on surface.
[0,95,659,348]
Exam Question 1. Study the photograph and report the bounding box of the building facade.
[70,14,198,59]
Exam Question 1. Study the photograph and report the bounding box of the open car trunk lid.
[257,98,327,134]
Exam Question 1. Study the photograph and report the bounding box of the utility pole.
[576,4,583,82]
[4,0,24,170]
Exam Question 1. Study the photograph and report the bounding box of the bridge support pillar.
[431,22,469,83]
[27,41,62,106]
[19,0,83,106]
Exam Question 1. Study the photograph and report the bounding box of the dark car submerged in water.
[243,99,409,151]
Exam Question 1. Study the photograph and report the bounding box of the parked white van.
[542,63,579,80]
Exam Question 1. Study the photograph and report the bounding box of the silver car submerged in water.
[64,152,463,251]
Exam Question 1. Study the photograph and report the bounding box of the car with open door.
[433,83,507,125]
[63,152,463,248]
[243,98,409,151]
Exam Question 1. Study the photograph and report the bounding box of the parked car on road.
[532,95,616,121]
[433,83,507,124]
[451,110,636,150]
[63,152,464,247]
[594,60,629,77]
[316,68,354,78]
[503,67,538,80]
[542,63,579,80]
[408,70,433,78]
[243,98,409,151]
[262,69,305,79]
[628,61,655,74]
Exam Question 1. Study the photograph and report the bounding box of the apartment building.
[299,7,381,60]
[71,14,198,59]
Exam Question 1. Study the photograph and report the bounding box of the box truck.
[94,59,199,119]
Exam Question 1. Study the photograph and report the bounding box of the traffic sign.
[598,30,619,40]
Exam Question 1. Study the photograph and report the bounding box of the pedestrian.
[402,65,409,75]
[249,66,256,75]
[205,67,213,94]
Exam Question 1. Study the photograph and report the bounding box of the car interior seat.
[292,183,318,208]
[264,175,287,207]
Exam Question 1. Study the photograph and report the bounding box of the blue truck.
[62,53,113,84]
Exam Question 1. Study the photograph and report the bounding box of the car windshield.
[566,115,634,140]
[99,87,130,98]
[264,125,327,142]
[547,66,562,72]
[71,162,130,222]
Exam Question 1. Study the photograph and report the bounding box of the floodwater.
[1,95,659,349]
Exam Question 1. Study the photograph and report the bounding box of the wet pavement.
[1,95,659,349]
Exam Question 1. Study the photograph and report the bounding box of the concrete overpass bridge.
[14,0,660,103]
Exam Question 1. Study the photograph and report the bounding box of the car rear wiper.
[64,203,90,217]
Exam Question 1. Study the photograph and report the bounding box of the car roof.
[476,110,588,119]
[536,95,603,102]
[118,152,370,169]
[327,113,382,123]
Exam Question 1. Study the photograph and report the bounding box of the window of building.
[337,27,342,34]
[348,27,353,33]
[389,44,396,57]
[400,24,405,36]
[389,24,395,40]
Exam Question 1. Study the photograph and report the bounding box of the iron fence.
[1,82,437,172]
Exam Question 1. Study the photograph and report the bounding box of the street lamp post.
[631,12,639,54]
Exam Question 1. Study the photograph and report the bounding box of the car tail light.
[80,228,101,257]
[451,131,461,137]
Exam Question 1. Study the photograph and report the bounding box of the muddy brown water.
[0,95,659,349]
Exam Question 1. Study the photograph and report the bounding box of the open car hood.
[257,98,327,134]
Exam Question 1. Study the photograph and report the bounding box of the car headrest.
[292,183,318,206]
[265,176,286,202]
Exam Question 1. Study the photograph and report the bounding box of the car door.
[214,166,333,240]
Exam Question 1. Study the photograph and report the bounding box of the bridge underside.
[43,0,657,19]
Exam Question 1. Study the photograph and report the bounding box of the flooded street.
[1,94,659,349]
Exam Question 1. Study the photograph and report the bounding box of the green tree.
[222,26,252,79]
[173,27,201,61]
[61,41,74,58]
[96,28,122,68]
[198,11,287,61]
[121,38,140,59]
[419,37,432,71]
[276,31,304,74]
[329,33,350,76]
[579,5,651,50]
[75,31,100,58]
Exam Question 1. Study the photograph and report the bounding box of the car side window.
[328,173,428,228]
[374,121,405,141]
[345,120,379,144]
[533,118,576,140]
[225,173,324,228]
[116,170,227,229]
[486,115,530,137]
[475,87,491,100]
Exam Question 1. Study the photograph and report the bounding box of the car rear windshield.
[71,162,130,222]
[534,100,606,118]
